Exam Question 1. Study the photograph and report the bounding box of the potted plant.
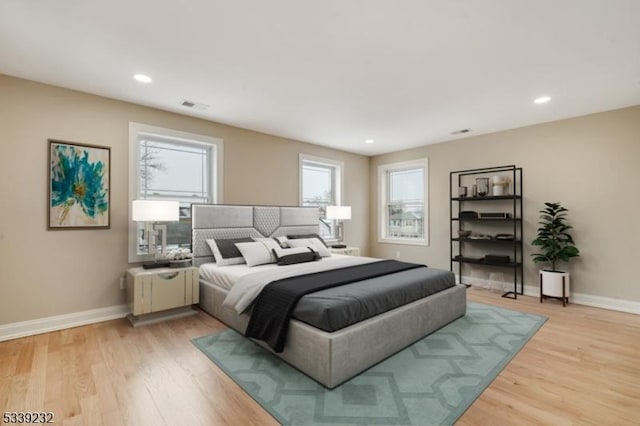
[531,202,580,306]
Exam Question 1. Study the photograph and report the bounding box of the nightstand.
[329,246,360,256]
[126,265,199,326]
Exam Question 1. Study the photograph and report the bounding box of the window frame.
[128,122,223,263]
[298,154,344,242]
[378,158,429,246]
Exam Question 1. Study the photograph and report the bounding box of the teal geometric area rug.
[192,302,546,426]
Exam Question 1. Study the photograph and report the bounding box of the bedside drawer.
[151,270,187,312]
[128,266,198,317]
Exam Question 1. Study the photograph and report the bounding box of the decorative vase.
[476,178,489,196]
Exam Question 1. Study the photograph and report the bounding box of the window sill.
[377,238,429,247]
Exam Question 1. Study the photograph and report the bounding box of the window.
[378,158,428,245]
[128,123,223,262]
[299,154,343,241]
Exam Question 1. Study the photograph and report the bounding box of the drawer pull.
[157,272,179,280]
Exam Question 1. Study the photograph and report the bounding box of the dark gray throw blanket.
[245,260,425,352]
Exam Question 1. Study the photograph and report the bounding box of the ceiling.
[1,1,639,156]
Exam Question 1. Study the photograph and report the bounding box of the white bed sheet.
[199,260,281,290]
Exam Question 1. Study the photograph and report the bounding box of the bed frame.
[192,204,467,389]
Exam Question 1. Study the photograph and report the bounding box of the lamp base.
[142,261,171,269]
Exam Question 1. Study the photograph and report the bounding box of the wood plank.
[61,345,81,420]
[79,395,102,426]
[0,355,18,413]
[25,344,47,410]
[4,373,28,413]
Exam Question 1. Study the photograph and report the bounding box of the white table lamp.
[132,200,180,268]
[326,205,351,244]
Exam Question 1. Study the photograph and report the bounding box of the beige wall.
[0,74,370,325]
[370,106,640,302]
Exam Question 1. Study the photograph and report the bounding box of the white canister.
[491,175,508,195]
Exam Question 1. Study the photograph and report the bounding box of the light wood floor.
[1,289,639,425]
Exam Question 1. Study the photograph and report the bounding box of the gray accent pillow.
[206,237,253,266]
[272,246,314,258]
[272,247,321,265]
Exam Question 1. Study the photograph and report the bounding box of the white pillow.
[235,242,274,267]
[252,238,280,263]
[287,238,332,257]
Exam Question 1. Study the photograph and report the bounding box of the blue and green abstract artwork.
[49,140,110,228]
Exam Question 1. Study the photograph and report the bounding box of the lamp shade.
[326,205,351,220]
[132,200,180,222]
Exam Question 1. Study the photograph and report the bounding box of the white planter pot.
[539,270,570,304]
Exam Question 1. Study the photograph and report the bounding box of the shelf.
[452,217,521,222]
[452,257,522,268]
[450,165,524,299]
[452,238,521,244]
[451,195,521,201]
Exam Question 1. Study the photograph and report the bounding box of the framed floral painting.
[48,139,111,229]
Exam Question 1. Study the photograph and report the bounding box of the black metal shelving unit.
[449,165,524,299]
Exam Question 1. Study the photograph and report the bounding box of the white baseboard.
[522,285,640,314]
[0,304,129,342]
[458,275,640,315]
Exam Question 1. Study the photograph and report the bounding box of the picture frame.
[48,139,111,230]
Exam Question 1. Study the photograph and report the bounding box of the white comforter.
[223,255,377,314]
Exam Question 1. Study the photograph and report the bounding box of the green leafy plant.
[531,202,580,271]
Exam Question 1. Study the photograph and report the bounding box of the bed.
[192,204,467,389]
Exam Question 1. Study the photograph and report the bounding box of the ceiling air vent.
[180,100,209,110]
[450,128,471,135]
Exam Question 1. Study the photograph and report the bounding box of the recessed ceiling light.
[534,96,551,104]
[365,139,375,144]
[133,74,152,83]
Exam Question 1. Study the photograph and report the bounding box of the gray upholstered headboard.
[191,204,320,266]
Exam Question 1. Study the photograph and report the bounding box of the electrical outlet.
[119,276,126,290]
[396,251,401,259]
